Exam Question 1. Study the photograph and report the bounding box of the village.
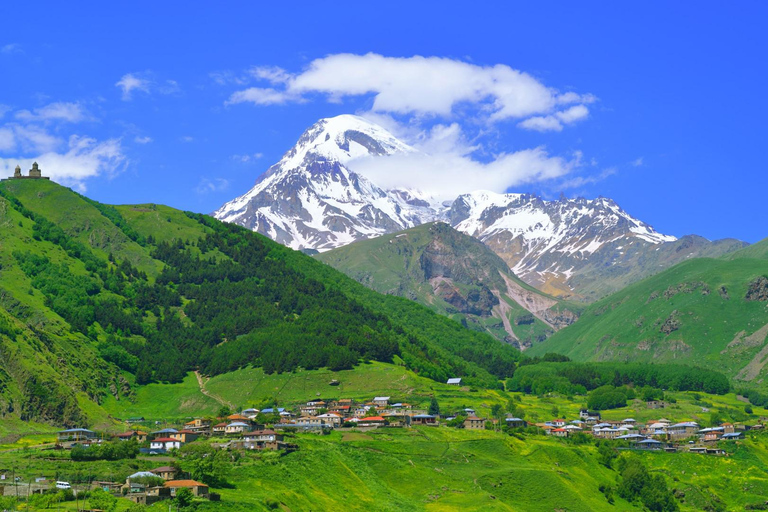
[24,385,760,508]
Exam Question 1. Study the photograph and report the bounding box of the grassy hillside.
[9,359,768,511]
[529,240,768,390]
[0,179,524,427]
[317,222,583,349]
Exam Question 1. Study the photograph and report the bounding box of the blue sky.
[1,2,766,242]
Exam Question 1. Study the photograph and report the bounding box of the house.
[212,422,227,435]
[299,401,327,416]
[505,417,527,428]
[447,378,462,385]
[551,428,568,437]
[637,439,664,450]
[616,434,646,442]
[150,438,182,451]
[184,419,212,434]
[260,408,285,415]
[372,396,390,407]
[579,409,601,421]
[243,429,285,450]
[170,430,200,444]
[226,414,251,423]
[593,428,621,439]
[667,422,699,439]
[382,412,411,427]
[115,431,147,443]
[720,422,735,434]
[164,480,209,498]
[151,428,178,439]
[316,413,343,427]
[57,428,97,443]
[411,414,438,426]
[358,416,387,428]
[241,408,260,418]
[721,432,743,440]
[463,416,485,430]
[698,427,725,442]
[647,400,666,409]
[150,467,178,481]
[243,429,282,443]
[551,419,566,427]
[225,422,250,435]
[137,486,172,505]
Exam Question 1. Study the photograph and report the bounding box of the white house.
[225,422,249,435]
[149,438,182,451]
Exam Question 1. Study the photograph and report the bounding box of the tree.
[428,397,440,416]
[217,405,231,418]
[175,487,194,508]
[89,488,118,512]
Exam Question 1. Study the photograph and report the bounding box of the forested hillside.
[0,180,520,426]
[317,222,582,349]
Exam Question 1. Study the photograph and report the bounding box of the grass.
[101,372,221,421]
[530,250,768,390]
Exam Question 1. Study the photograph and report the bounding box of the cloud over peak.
[226,53,593,128]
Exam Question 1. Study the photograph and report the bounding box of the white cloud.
[631,157,643,167]
[116,73,151,101]
[15,102,90,123]
[226,87,299,106]
[179,136,194,143]
[558,167,616,189]
[226,53,594,124]
[0,136,125,191]
[134,135,153,144]
[0,105,11,119]
[250,66,291,84]
[209,70,249,86]
[1,43,22,54]
[349,144,581,202]
[231,153,263,163]
[12,125,62,153]
[0,128,15,151]
[195,177,230,194]
[517,115,565,132]
[517,104,590,132]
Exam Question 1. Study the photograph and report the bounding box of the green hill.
[0,179,522,427]
[528,240,768,390]
[317,222,583,349]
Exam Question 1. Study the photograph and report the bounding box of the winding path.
[194,370,235,409]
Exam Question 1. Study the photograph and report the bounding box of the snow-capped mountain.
[448,191,678,297]
[214,115,443,251]
[215,114,743,300]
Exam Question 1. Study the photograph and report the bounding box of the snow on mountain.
[448,190,677,296]
[213,115,442,251]
[214,114,694,299]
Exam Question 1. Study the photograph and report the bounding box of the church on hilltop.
[3,162,50,181]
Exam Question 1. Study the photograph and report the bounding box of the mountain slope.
[449,190,746,300]
[215,114,744,302]
[317,222,582,349]
[528,239,768,390]
[0,179,522,426]
[214,114,441,251]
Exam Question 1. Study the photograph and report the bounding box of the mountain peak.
[279,114,416,171]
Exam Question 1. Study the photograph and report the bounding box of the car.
[55,481,71,489]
